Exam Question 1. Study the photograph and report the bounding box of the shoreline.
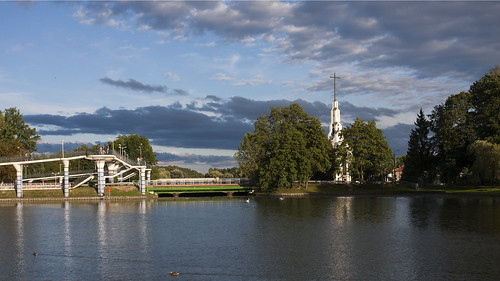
[3,189,500,202]
[0,196,149,202]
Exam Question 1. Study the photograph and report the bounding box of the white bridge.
[0,151,149,198]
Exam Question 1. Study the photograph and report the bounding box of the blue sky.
[1,1,499,172]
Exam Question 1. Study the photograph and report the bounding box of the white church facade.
[328,73,352,183]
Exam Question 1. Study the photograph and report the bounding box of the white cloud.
[165,72,180,81]
[211,73,233,81]
[233,74,271,87]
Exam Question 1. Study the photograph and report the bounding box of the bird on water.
[32,252,38,256]
[169,271,180,276]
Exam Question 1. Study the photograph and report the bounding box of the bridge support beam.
[96,160,106,196]
[139,167,146,195]
[107,163,119,183]
[13,164,23,198]
[63,159,69,198]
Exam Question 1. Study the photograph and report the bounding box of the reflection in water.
[3,196,500,280]
[63,201,72,273]
[15,202,25,277]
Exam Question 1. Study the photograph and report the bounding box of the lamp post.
[62,140,64,158]
[393,153,396,184]
[139,143,143,165]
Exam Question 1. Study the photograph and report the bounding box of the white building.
[328,73,351,183]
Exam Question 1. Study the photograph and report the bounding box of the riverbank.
[0,186,154,201]
[1,183,499,201]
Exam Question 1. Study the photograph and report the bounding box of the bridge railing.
[148,178,251,186]
[109,150,139,166]
[0,150,90,164]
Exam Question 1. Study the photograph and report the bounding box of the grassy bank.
[3,183,499,199]
[0,186,150,199]
[270,183,500,195]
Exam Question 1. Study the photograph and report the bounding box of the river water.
[2,195,500,280]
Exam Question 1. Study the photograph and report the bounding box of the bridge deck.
[147,185,254,194]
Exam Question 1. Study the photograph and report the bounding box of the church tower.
[328,73,351,182]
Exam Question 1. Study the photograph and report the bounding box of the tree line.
[234,103,394,190]
[403,66,500,185]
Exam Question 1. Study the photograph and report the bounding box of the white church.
[327,73,352,183]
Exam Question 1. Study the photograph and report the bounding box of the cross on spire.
[329,73,340,101]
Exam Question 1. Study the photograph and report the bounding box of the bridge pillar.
[63,159,69,198]
[107,163,119,183]
[139,167,146,195]
[96,160,106,196]
[13,164,23,198]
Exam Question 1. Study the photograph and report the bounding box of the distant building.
[328,73,351,183]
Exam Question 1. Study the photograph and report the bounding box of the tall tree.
[113,134,158,166]
[234,115,269,182]
[0,107,40,154]
[430,91,475,183]
[235,103,330,190]
[341,118,392,181]
[403,109,435,183]
[469,65,500,144]
[467,140,500,185]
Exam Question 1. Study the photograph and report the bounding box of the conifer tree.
[403,109,434,183]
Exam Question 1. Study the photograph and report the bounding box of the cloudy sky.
[1,1,499,172]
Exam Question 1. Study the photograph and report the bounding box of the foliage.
[205,167,238,178]
[112,134,158,166]
[404,66,500,185]
[151,166,171,179]
[403,109,435,183]
[430,91,475,183]
[0,107,40,153]
[235,103,330,190]
[0,108,41,181]
[469,66,500,144]
[467,140,500,185]
[341,118,393,181]
[161,165,204,178]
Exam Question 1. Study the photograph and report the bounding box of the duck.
[245,198,250,203]
[33,252,38,256]
[169,271,180,276]
[279,197,284,200]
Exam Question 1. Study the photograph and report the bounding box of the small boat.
[169,271,180,276]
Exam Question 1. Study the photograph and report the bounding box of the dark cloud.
[36,142,92,154]
[382,123,414,157]
[100,77,167,93]
[75,1,500,97]
[156,152,235,167]
[26,96,401,151]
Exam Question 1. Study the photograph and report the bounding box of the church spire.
[328,73,342,147]
[327,72,351,183]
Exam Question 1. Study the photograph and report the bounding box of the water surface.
[1,196,500,280]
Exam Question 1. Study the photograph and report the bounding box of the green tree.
[151,166,171,179]
[170,169,184,178]
[0,107,40,154]
[403,109,435,183]
[467,140,500,185]
[71,144,97,171]
[469,66,500,144]
[113,134,157,166]
[341,118,392,181]
[206,168,224,178]
[430,91,475,183]
[235,103,330,190]
[235,115,270,182]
